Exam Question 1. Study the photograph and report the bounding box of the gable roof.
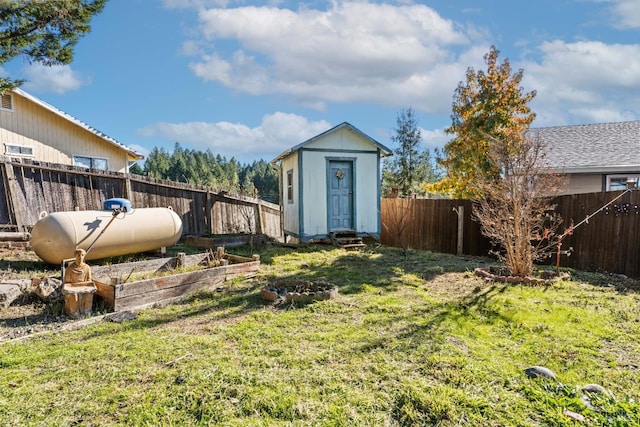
[12,88,144,160]
[271,121,392,164]
[528,120,640,173]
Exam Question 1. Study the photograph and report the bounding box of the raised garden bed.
[93,251,260,312]
[261,280,338,303]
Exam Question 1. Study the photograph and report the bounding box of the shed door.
[328,161,353,230]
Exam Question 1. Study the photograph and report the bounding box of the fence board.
[382,192,640,278]
[0,157,283,241]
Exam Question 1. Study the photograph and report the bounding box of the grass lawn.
[1,244,639,426]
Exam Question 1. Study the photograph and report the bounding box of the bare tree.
[472,134,566,277]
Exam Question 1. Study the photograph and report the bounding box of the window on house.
[73,155,108,170]
[5,144,33,156]
[286,169,293,203]
[606,174,640,191]
[0,94,13,111]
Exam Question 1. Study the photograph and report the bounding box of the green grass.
[1,245,639,426]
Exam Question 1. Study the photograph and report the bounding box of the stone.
[2,278,32,292]
[107,310,138,323]
[0,283,22,308]
[33,277,63,302]
[563,409,586,422]
[524,365,557,380]
[581,383,612,397]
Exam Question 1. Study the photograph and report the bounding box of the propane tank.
[30,199,183,264]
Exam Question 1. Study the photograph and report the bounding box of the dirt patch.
[0,248,71,341]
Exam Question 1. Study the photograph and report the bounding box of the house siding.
[561,174,604,195]
[0,92,129,172]
[281,151,299,237]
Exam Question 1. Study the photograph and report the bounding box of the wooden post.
[456,205,464,256]
[124,174,133,202]
[176,252,185,268]
[256,202,264,235]
[3,163,25,231]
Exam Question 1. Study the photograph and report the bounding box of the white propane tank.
[30,202,183,264]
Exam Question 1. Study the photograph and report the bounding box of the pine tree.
[0,0,107,93]
[382,108,439,198]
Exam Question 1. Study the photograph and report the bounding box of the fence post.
[455,205,464,256]
[3,162,25,231]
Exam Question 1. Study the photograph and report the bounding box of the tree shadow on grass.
[258,244,494,295]
[354,281,514,356]
[0,244,507,340]
[566,269,640,293]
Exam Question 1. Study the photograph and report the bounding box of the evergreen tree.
[142,145,278,201]
[0,0,107,93]
[129,162,144,175]
[382,108,439,198]
[144,147,171,179]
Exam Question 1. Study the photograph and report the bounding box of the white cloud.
[521,40,640,125]
[606,0,640,29]
[420,127,449,151]
[137,112,331,161]
[21,63,88,94]
[187,2,476,113]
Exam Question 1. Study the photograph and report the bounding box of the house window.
[73,155,108,170]
[5,144,33,157]
[286,169,293,203]
[0,94,13,111]
[606,174,640,191]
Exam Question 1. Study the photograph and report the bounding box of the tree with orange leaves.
[426,46,537,198]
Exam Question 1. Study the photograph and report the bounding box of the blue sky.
[2,0,640,165]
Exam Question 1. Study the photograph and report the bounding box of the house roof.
[528,120,640,173]
[271,121,392,164]
[12,88,144,160]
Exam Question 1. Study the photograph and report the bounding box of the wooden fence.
[0,157,282,240]
[381,190,640,278]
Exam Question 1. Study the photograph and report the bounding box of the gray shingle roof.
[528,120,640,173]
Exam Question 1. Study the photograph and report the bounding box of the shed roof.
[528,120,640,173]
[12,88,144,161]
[271,121,392,164]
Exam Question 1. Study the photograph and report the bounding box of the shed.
[272,122,392,243]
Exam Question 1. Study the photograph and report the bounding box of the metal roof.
[12,88,144,160]
[271,121,392,164]
[528,120,640,173]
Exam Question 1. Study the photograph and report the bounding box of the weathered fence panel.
[552,190,640,278]
[0,157,282,241]
[381,191,640,278]
[381,198,491,256]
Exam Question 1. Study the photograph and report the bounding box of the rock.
[2,278,33,292]
[107,311,137,323]
[524,365,557,380]
[33,277,63,302]
[581,383,613,397]
[563,409,586,422]
[0,283,22,308]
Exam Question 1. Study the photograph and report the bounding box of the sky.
[2,0,640,165]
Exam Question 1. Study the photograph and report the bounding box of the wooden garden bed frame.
[92,251,260,312]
